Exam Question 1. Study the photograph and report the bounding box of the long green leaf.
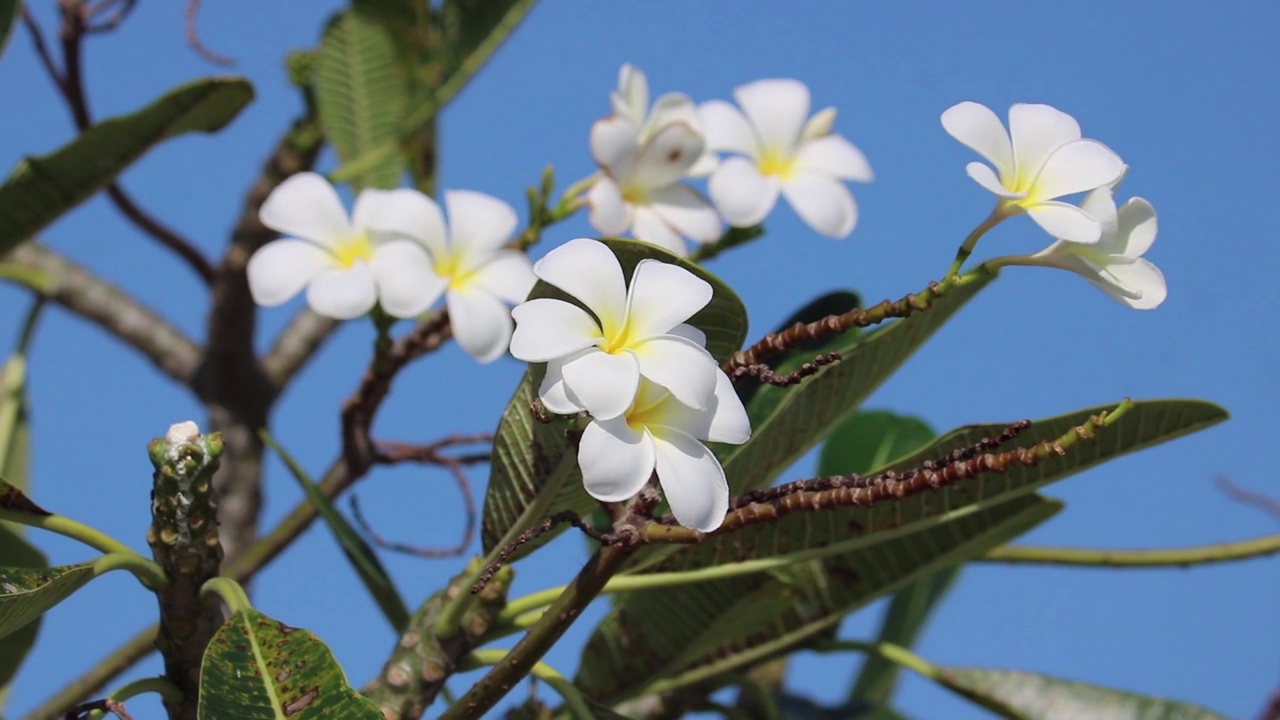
[0,77,253,253]
[575,494,1060,703]
[0,525,44,694]
[0,562,95,640]
[260,431,410,633]
[315,11,405,190]
[481,239,748,555]
[940,668,1230,720]
[0,0,19,65]
[198,608,383,719]
[817,411,954,709]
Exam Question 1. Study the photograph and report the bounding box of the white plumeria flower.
[509,238,720,420]
[701,78,873,238]
[406,190,538,362]
[1003,186,1166,310]
[579,371,749,532]
[586,116,722,258]
[248,172,443,320]
[611,64,718,176]
[941,101,1126,244]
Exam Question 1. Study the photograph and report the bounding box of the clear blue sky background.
[1,2,1277,718]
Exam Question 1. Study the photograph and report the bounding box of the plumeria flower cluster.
[942,101,1166,308]
[509,238,750,532]
[246,172,536,362]
[586,65,874,257]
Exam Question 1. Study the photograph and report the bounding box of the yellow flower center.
[434,251,477,291]
[332,232,374,269]
[758,147,795,180]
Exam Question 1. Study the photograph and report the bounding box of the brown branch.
[83,0,136,33]
[1257,683,1280,720]
[4,243,201,386]
[727,352,842,387]
[1216,476,1280,523]
[63,698,131,720]
[261,309,339,392]
[183,0,234,66]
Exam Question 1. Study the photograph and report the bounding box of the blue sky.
[1,2,1277,718]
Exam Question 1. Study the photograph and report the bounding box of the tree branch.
[3,243,200,386]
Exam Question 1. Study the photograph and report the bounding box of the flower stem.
[946,204,1006,278]
[460,650,594,720]
[109,676,183,705]
[980,533,1280,567]
[813,639,1029,720]
[200,577,253,615]
[0,508,138,558]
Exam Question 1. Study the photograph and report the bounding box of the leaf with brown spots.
[0,562,96,642]
[198,609,382,719]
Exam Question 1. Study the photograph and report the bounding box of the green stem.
[814,640,1029,720]
[84,676,184,719]
[461,649,593,720]
[93,553,169,590]
[980,533,1280,567]
[200,577,253,614]
[0,508,138,557]
[945,204,1006,278]
[440,545,635,720]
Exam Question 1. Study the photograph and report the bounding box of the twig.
[84,0,136,34]
[979,534,1280,568]
[375,433,494,465]
[261,310,339,392]
[1216,476,1280,523]
[183,0,234,66]
[349,463,475,559]
[726,352,841,387]
[4,243,201,386]
[1257,683,1280,720]
[63,698,132,720]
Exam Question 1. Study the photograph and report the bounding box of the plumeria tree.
[0,3,1275,720]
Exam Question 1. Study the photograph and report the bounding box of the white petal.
[306,264,378,320]
[561,349,640,420]
[625,259,713,339]
[509,298,601,362]
[246,240,331,307]
[1008,103,1082,184]
[538,356,586,414]
[369,240,445,318]
[533,238,627,325]
[446,190,519,260]
[708,156,780,227]
[259,172,352,248]
[793,135,873,182]
[687,149,720,177]
[1100,258,1166,309]
[578,418,654,503]
[1031,139,1126,202]
[631,122,706,190]
[1026,200,1103,244]
[352,188,447,256]
[632,335,718,410]
[801,107,837,141]
[647,92,700,133]
[468,250,536,304]
[698,100,758,156]
[611,64,648,126]
[632,207,689,257]
[703,369,751,444]
[447,287,514,363]
[1116,197,1157,257]
[648,185,722,243]
[1079,186,1120,243]
[966,162,1021,199]
[668,323,706,347]
[587,176,634,236]
[781,172,858,238]
[735,78,810,156]
[940,102,1014,181]
[651,430,728,532]
[590,116,640,178]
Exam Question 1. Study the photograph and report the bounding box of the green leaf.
[260,431,410,633]
[198,608,383,719]
[0,475,50,517]
[481,239,748,555]
[724,271,996,500]
[0,77,254,254]
[575,494,1060,703]
[940,668,1230,719]
[0,525,45,696]
[315,11,406,190]
[0,562,95,641]
[816,411,953,710]
[0,1,20,65]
